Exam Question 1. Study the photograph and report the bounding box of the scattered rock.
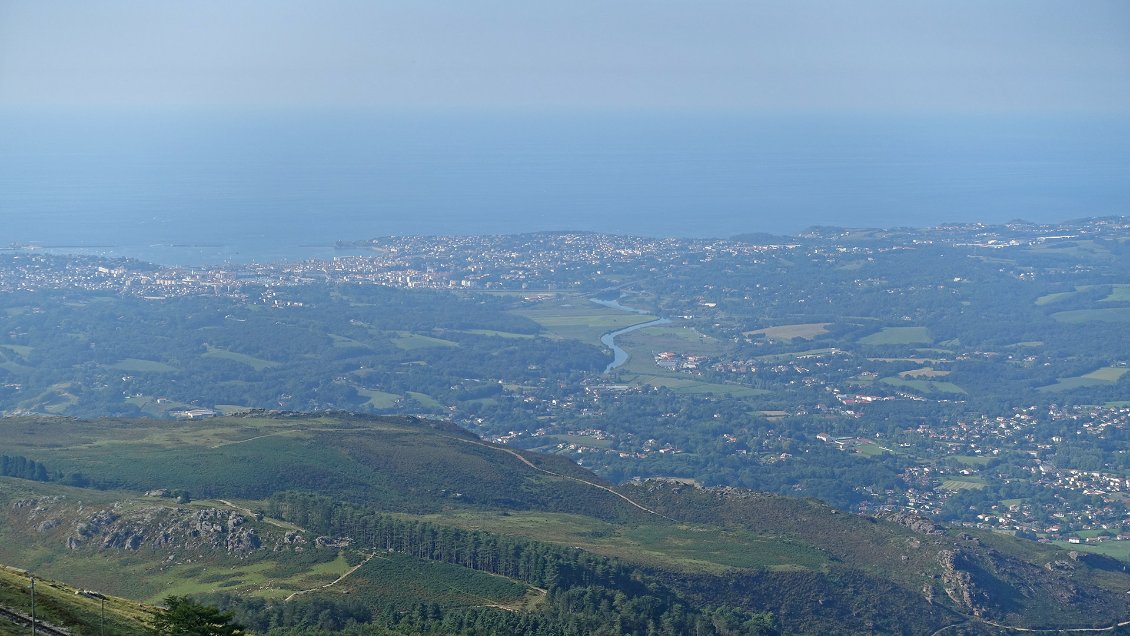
[876,510,944,535]
[1046,560,1075,572]
[10,498,296,557]
[315,536,351,549]
[36,519,60,533]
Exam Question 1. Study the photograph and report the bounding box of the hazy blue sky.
[2,0,1128,114]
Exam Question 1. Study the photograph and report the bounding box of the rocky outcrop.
[227,527,262,553]
[875,510,944,535]
[10,497,271,557]
[938,549,985,616]
[1045,559,1075,572]
[276,531,307,552]
[315,536,351,549]
[71,506,264,555]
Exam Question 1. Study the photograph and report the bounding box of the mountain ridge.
[0,412,1127,634]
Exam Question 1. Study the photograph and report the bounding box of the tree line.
[260,491,778,635]
[0,453,49,481]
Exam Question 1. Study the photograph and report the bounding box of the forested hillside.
[0,413,1126,634]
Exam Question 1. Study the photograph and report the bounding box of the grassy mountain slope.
[0,564,154,635]
[0,413,1127,635]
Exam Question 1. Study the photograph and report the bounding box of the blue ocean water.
[1,110,1127,265]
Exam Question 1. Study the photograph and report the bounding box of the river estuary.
[591,299,672,373]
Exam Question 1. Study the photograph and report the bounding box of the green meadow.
[1052,307,1130,323]
[390,331,460,350]
[110,358,179,373]
[744,322,831,341]
[513,296,656,344]
[859,326,932,345]
[203,344,280,371]
[1039,366,1129,392]
[880,377,966,395]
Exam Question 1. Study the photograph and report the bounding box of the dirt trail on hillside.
[442,435,674,521]
[285,552,378,602]
[929,616,1130,635]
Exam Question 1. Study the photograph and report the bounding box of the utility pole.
[29,575,36,635]
[100,596,105,636]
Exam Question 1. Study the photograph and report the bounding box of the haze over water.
[2,111,1128,266]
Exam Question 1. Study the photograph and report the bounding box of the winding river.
[591,299,672,373]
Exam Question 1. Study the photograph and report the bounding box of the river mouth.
[591,299,671,373]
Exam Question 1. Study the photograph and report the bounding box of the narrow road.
[213,499,301,531]
[927,623,966,636]
[0,604,70,636]
[210,432,285,448]
[928,615,1130,635]
[976,617,1130,633]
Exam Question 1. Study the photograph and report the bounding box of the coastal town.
[1,217,1128,550]
[3,214,1128,298]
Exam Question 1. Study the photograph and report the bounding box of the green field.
[1035,290,1079,305]
[390,331,459,350]
[0,344,32,357]
[1028,240,1112,259]
[109,358,178,373]
[863,356,944,366]
[1082,366,1130,381]
[329,333,370,348]
[617,324,723,357]
[1040,378,1107,392]
[0,354,32,374]
[27,384,81,414]
[1039,366,1129,392]
[1051,540,1130,561]
[1032,283,1130,306]
[939,479,985,491]
[356,386,401,408]
[854,441,891,457]
[514,297,655,344]
[1052,307,1130,323]
[203,344,279,370]
[744,322,831,341]
[898,367,950,378]
[456,328,536,339]
[665,381,768,397]
[859,326,932,345]
[880,377,966,395]
[1102,284,1130,302]
[755,348,839,362]
[407,391,443,409]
